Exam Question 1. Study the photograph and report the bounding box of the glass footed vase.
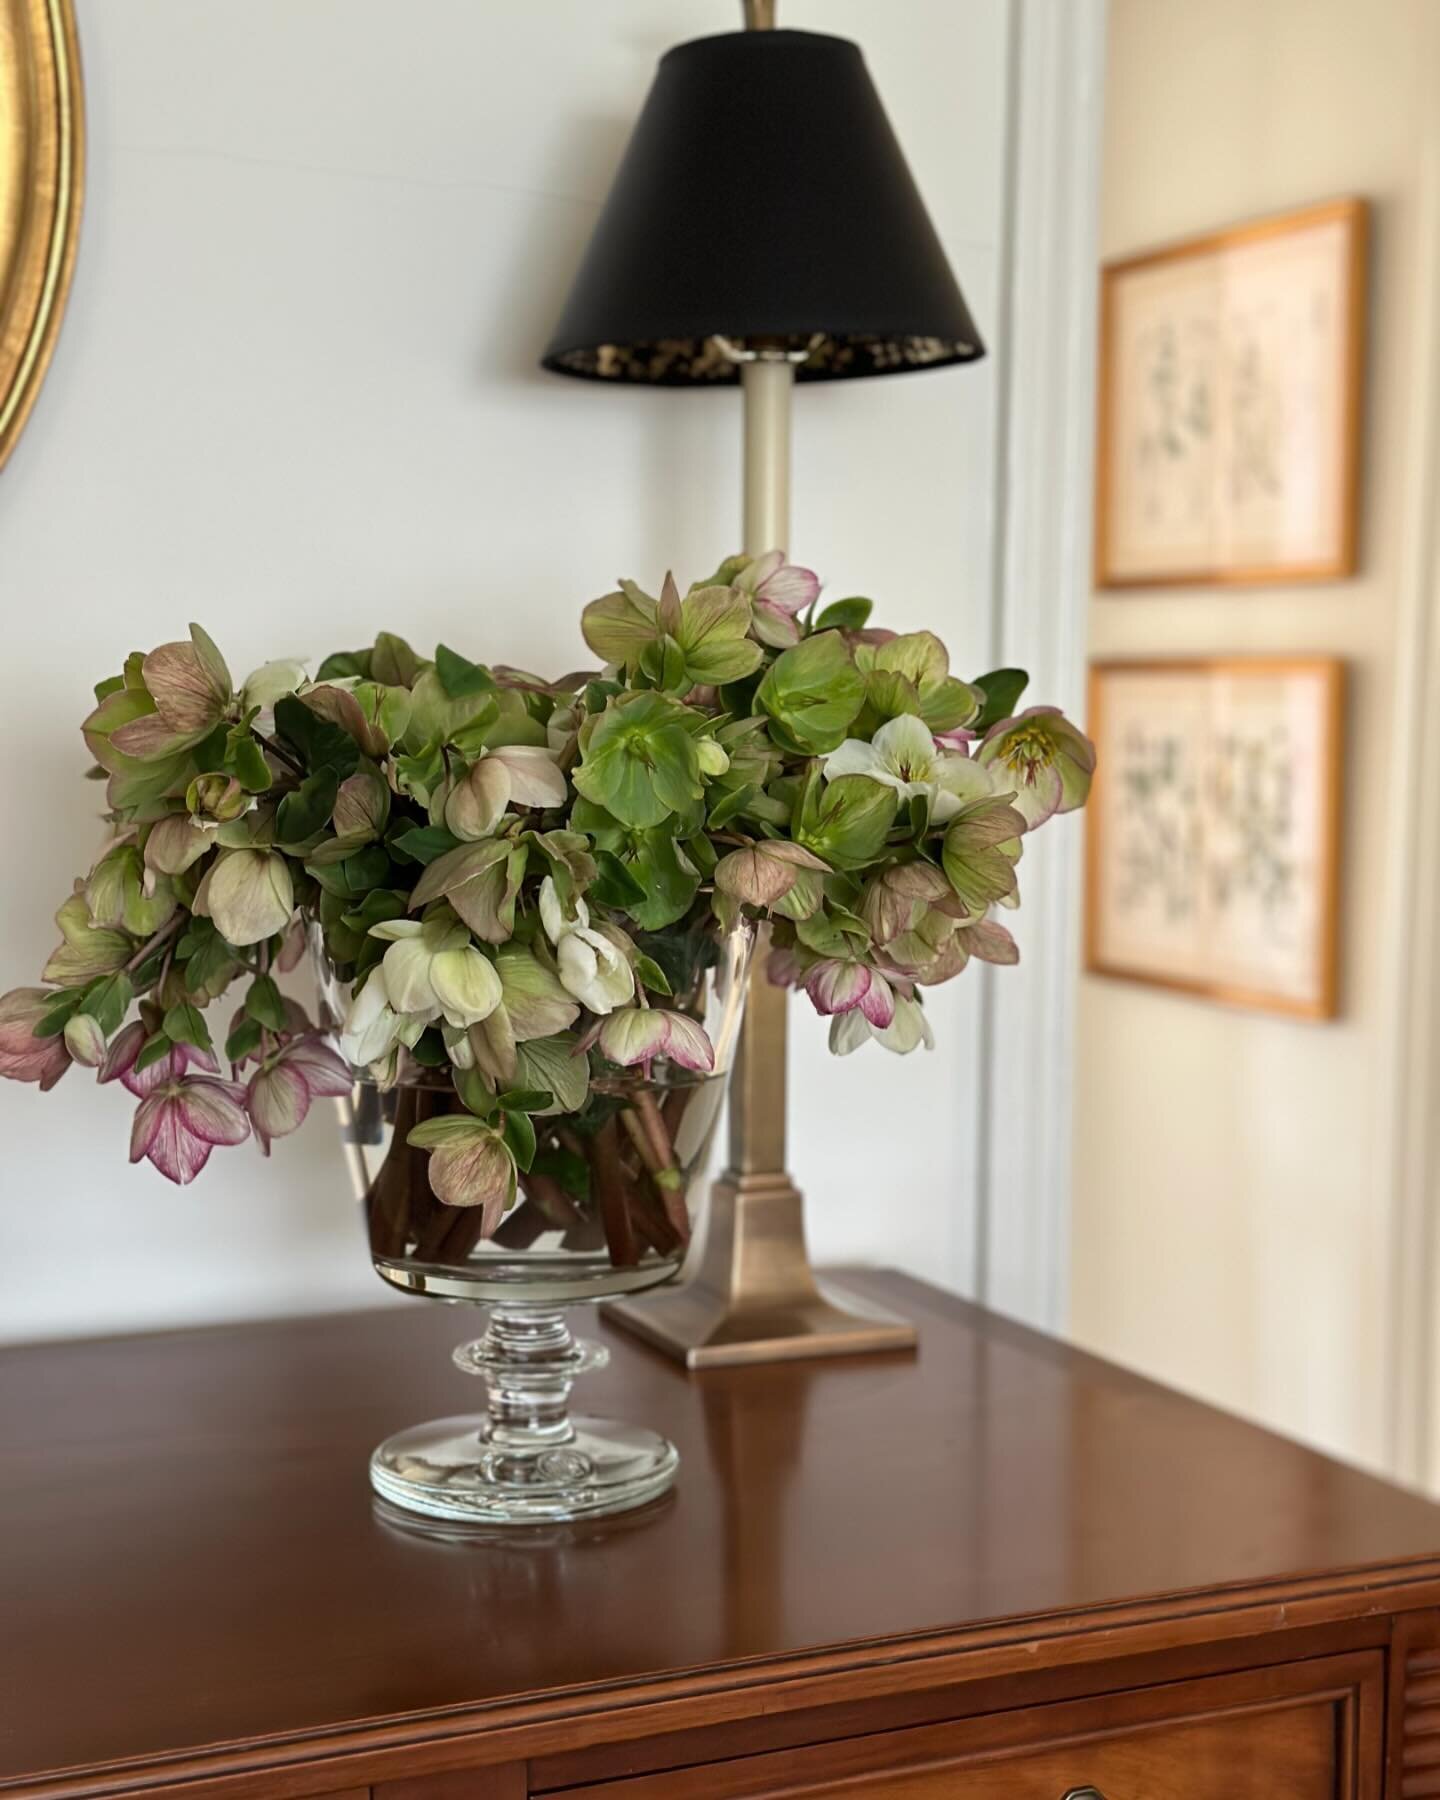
[323,920,752,1525]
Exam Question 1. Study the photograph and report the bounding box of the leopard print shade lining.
[544,332,981,385]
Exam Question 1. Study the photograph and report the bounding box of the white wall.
[1071,0,1440,1476]
[0,0,1025,1340]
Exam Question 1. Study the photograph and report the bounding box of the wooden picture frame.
[1095,199,1368,588]
[1084,658,1344,1018]
[0,0,84,474]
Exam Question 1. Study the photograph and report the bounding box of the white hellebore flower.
[557,929,635,1015]
[338,968,404,1068]
[827,993,935,1057]
[537,875,635,1015]
[368,919,504,1031]
[823,713,995,824]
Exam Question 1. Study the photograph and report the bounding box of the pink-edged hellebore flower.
[247,1035,352,1153]
[598,1006,715,1073]
[130,1074,250,1184]
[974,706,1096,829]
[100,1029,219,1095]
[406,1114,517,1231]
[735,551,821,648]
[0,987,71,1090]
[803,959,897,1028]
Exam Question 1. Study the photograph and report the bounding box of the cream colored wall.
[1071,0,1440,1473]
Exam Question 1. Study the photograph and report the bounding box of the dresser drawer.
[545,1653,1382,1799]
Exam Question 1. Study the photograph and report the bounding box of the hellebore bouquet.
[0,551,1092,1228]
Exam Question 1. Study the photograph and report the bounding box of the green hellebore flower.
[42,892,131,987]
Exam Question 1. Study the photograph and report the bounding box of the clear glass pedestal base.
[370,1304,679,1525]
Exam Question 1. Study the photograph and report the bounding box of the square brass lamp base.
[603,1170,919,1369]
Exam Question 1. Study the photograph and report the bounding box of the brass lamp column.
[541,3,985,1365]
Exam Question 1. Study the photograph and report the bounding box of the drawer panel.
[546,1653,1381,1800]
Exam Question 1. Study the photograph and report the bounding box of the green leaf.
[495,1087,555,1113]
[306,843,392,899]
[244,975,288,1030]
[225,1016,263,1063]
[162,1002,213,1053]
[340,888,409,935]
[224,728,273,792]
[531,1145,590,1201]
[93,674,125,703]
[134,1032,174,1074]
[813,596,874,632]
[32,989,85,1038]
[275,767,339,847]
[632,951,673,996]
[409,1029,450,1068]
[501,1108,537,1172]
[390,824,462,865]
[589,849,648,910]
[970,667,1030,733]
[435,643,497,699]
[370,631,421,688]
[706,782,758,831]
[81,972,134,1037]
[274,694,360,779]
[756,631,866,755]
[455,1064,496,1117]
[315,650,370,681]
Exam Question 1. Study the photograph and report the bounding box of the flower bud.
[186,773,249,824]
[429,944,504,1028]
[333,768,390,841]
[62,1012,108,1067]
[443,758,511,841]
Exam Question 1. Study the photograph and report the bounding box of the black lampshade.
[541,28,984,386]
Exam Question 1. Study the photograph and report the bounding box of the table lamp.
[541,4,985,1366]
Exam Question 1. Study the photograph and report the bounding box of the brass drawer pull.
[1062,1790,1106,1800]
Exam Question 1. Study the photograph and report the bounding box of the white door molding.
[974,0,1108,1330]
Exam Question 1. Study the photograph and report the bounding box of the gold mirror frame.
[0,0,82,472]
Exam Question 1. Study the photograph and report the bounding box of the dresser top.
[3,1269,1439,1793]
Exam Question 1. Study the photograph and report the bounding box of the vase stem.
[455,1305,604,1462]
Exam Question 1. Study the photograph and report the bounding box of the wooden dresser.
[5,1270,1440,1800]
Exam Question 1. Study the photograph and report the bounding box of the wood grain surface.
[2,1271,1438,1795]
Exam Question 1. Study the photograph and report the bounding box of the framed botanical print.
[1085,659,1344,1018]
[0,0,84,472]
[1095,199,1367,587]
